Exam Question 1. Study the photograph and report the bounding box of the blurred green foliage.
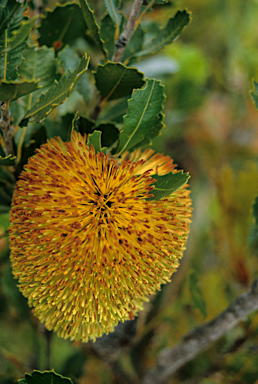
[1,0,258,383]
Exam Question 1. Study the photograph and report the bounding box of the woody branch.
[142,277,258,384]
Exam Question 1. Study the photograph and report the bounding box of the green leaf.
[38,3,87,51]
[58,46,81,73]
[0,0,28,81]
[88,130,102,152]
[98,97,128,123]
[94,62,145,101]
[95,122,119,148]
[19,46,58,108]
[23,54,89,123]
[58,46,90,104]
[44,113,74,142]
[100,14,116,60]
[123,25,144,63]
[134,10,191,58]
[79,0,107,58]
[104,0,121,27]
[104,0,121,41]
[250,80,258,110]
[253,192,258,226]
[76,117,119,149]
[5,15,37,51]
[148,170,190,200]
[117,79,164,154]
[0,0,20,37]
[0,79,40,101]
[0,1,8,28]
[18,370,73,384]
[76,115,95,135]
[0,154,16,165]
[9,46,58,125]
[130,112,164,150]
[188,270,207,318]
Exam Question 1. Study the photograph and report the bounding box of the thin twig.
[112,0,143,62]
[0,101,14,156]
[142,278,258,384]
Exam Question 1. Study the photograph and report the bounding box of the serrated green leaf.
[9,46,58,125]
[100,14,116,60]
[23,54,89,123]
[130,112,164,150]
[94,62,145,101]
[0,79,40,101]
[5,15,37,51]
[0,0,28,81]
[20,46,58,105]
[117,79,164,154]
[148,170,190,200]
[250,80,258,110]
[38,3,87,51]
[188,271,207,318]
[0,154,16,165]
[88,130,102,152]
[134,10,191,58]
[18,370,73,384]
[253,193,258,226]
[79,0,107,58]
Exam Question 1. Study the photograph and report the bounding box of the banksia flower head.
[9,131,192,342]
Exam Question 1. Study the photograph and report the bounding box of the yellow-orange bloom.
[9,131,192,342]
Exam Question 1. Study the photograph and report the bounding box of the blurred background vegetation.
[2,0,258,383]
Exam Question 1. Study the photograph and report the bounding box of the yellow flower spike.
[9,131,192,342]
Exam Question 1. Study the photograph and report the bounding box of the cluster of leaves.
[0,0,191,216]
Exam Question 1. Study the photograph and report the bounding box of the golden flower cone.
[9,131,192,342]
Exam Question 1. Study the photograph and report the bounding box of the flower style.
[9,131,192,342]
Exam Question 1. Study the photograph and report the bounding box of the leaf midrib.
[118,80,154,155]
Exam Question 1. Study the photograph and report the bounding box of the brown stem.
[0,101,14,156]
[142,278,258,384]
[112,0,144,63]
